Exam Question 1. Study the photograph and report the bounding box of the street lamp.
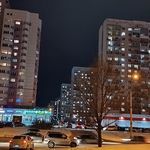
[129,71,140,139]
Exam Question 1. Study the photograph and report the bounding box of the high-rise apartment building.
[71,67,96,124]
[0,9,41,107]
[60,83,72,122]
[0,0,10,45]
[99,19,150,114]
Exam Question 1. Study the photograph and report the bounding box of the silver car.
[9,135,34,150]
[44,130,80,148]
[22,132,44,143]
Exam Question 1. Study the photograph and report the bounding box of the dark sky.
[9,0,150,107]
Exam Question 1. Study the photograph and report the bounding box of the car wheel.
[70,142,77,147]
[48,141,55,148]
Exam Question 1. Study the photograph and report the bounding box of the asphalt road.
[0,141,121,150]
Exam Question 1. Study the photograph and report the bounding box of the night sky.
[9,0,150,107]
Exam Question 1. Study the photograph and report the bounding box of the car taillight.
[23,140,27,144]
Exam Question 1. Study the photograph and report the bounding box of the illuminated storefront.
[0,108,52,126]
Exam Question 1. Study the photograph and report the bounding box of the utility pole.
[129,90,133,139]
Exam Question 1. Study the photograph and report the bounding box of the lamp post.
[129,90,133,139]
[129,71,140,139]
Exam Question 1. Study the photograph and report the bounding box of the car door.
[56,133,69,145]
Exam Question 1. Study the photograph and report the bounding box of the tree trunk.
[97,120,102,147]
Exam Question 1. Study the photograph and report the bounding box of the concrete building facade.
[71,67,96,124]
[0,8,41,107]
[60,83,72,122]
[99,18,150,114]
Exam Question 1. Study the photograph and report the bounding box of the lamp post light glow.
[132,72,140,81]
[130,71,140,139]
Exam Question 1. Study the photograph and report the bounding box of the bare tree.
[72,62,124,147]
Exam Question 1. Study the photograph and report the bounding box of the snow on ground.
[0,127,150,143]
[73,144,150,150]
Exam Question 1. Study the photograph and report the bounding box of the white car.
[9,135,34,150]
[44,130,80,148]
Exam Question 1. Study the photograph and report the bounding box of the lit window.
[12,59,17,62]
[0,2,2,6]
[15,21,21,25]
[1,77,9,81]
[114,57,118,61]
[128,28,133,31]
[134,65,138,69]
[10,78,15,82]
[108,41,113,46]
[107,57,112,60]
[108,36,112,40]
[121,103,125,107]
[121,69,125,72]
[108,46,113,51]
[121,58,125,62]
[128,54,131,57]
[128,69,131,72]
[128,64,131,67]
[121,48,125,51]
[140,55,144,59]
[128,75,131,78]
[121,64,125,67]
[121,32,125,36]
[14,46,19,50]
[121,75,125,78]
[14,52,17,56]
[14,40,19,43]
[0,63,7,66]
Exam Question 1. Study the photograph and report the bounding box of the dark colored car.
[0,122,4,128]
[77,134,98,144]
[14,122,25,127]
[125,136,150,144]
[4,122,14,127]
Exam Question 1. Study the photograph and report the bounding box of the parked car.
[14,122,25,127]
[44,130,80,148]
[22,132,44,143]
[106,125,118,131]
[125,136,150,144]
[0,122,4,128]
[77,134,98,144]
[9,135,34,150]
[4,122,14,127]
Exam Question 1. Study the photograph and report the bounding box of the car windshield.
[25,132,42,136]
[13,136,26,139]
[48,133,67,138]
